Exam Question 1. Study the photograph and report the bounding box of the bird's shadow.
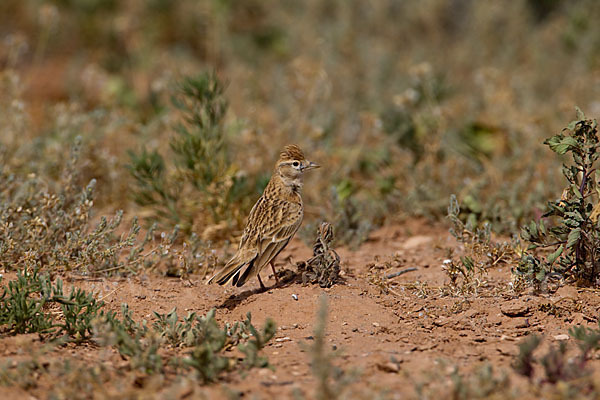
[216,269,301,310]
[216,268,348,310]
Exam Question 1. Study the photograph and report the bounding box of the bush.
[128,72,254,238]
[94,305,276,382]
[443,195,514,296]
[519,110,600,288]
[0,268,103,340]
[513,323,600,384]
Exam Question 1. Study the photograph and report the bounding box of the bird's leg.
[257,273,266,291]
[270,261,280,284]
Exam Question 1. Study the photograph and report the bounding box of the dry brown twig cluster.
[297,222,341,288]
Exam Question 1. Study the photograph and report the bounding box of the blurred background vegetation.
[2,0,600,249]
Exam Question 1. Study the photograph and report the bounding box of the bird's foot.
[257,273,268,292]
[270,262,280,285]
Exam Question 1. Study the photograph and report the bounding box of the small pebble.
[292,294,298,301]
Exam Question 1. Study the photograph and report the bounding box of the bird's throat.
[281,175,303,193]
[266,173,303,199]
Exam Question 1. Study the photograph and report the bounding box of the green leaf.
[521,226,531,241]
[567,228,581,248]
[529,221,538,238]
[575,106,585,121]
[536,268,546,282]
[571,184,582,199]
[547,245,563,264]
[461,256,475,272]
[544,135,579,155]
[565,211,583,223]
[539,219,547,236]
[463,194,482,214]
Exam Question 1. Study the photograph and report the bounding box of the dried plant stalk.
[297,222,341,288]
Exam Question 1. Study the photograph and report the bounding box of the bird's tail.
[207,249,257,286]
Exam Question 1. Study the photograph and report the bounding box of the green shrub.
[94,305,276,382]
[300,295,354,400]
[94,304,163,374]
[513,323,600,384]
[519,110,600,288]
[0,137,145,275]
[128,72,253,237]
[177,309,276,382]
[238,313,276,369]
[0,268,103,340]
[443,195,514,295]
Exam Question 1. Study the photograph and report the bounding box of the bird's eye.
[292,161,300,168]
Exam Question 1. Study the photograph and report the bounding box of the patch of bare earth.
[2,219,600,399]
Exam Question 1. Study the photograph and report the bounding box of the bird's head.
[275,144,319,188]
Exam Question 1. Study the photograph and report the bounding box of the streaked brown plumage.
[207,145,319,288]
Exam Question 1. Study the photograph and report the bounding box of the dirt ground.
[2,219,600,399]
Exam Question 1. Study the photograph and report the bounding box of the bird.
[207,144,319,289]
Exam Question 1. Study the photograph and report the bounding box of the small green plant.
[0,352,109,394]
[513,325,600,385]
[128,72,252,236]
[49,279,104,341]
[178,309,275,382]
[0,135,213,277]
[0,268,54,334]
[414,361,512,400]
[94,304,163,374]
[0,137,162,276]
[519,110,600,288]
[331,187,374,249]
[512,334,541,380]
[452,364,510,400]
[238,313,276,369]
[301,295,354,400]
[569,323,600,366]
[0,357,45,390]
[170,72,229,192]
[152,308,202,347]
[95,305,276,382]
[0,268,103,340]
[443,195,514,295]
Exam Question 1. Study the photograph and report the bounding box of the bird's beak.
[304,161,320,171]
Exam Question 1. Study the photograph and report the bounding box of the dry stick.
[98,287,120,302]
[385,267,418,279]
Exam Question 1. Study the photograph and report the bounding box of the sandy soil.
[2,219,600,399]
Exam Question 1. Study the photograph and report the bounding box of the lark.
[208,144,319,289]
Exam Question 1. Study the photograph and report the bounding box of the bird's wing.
[234,198,303,286]
[208,196,302,287]
[240,197,302,247]
[206,247,258,286]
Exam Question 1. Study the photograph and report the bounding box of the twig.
[98,287,119,302]
[385,267,418,279]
